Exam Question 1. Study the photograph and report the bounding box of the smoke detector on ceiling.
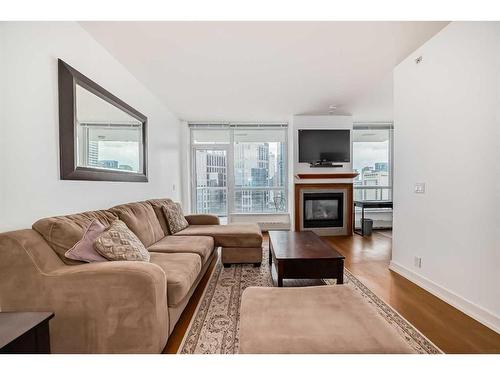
[328,105,337,114]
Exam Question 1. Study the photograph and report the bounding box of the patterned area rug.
[178,248,442,354]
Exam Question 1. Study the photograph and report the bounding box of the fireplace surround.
[295,183,353,236]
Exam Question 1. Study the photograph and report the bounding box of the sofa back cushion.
[147,198,175,236]
[109,201,164,247]
[32,210,117,265]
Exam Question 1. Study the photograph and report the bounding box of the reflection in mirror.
[75,84,143,174]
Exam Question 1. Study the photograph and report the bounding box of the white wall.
[0,22,182,232]
[392,22,500,332]
[348,74,394,123]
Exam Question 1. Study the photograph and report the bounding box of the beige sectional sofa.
[0,198,262,353]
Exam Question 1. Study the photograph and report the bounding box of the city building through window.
[190,124,287,220]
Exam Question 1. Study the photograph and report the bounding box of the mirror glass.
[75,84,144,174]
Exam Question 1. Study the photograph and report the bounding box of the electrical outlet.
[414,183,426,194]
[414,256,422,268]
[172,184,176,191]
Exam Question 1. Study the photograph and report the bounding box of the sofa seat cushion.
[32,210,118,264]
[147,236,214,263]
[174,224,262,248]
[109,201,164,247]
[149,252,202,307]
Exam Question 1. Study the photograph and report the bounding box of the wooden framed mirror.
[58,59,148,182]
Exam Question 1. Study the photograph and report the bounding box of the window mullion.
[227,128,235,218]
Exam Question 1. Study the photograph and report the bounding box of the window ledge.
[230,212,290,216]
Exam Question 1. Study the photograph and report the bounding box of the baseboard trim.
[389,260,500,334]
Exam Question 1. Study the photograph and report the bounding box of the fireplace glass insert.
[303,192,344,228]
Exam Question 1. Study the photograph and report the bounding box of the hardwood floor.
[324,231,500,354]
[163,231,500,354]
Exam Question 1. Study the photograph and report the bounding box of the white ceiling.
[80,21,447,122]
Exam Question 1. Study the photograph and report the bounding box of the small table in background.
[0,312,54,354]
[353,200,393,236]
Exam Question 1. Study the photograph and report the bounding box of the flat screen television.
[298,129,351,163]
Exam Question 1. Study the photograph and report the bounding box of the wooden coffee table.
[268,231,345,287]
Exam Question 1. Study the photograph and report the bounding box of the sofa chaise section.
[147,199,263,266]
[174,223,263,266]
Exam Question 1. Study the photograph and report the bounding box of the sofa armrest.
[185,214,220,225]
[44,261,168,353]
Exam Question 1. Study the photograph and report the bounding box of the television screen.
[298,129,351,163]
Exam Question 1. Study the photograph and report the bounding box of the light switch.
[414,183,425,194]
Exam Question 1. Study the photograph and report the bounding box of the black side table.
[0,312,55,354]
[353,200,393,236]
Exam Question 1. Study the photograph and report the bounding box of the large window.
[352,124,393,201]
[191,124,287,218]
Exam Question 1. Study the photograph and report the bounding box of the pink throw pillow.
[65,220,109,263]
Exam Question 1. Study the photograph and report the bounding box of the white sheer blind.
[190,123,287,144]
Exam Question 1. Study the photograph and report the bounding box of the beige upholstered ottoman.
[239,285,414,354]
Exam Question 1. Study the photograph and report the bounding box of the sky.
[98,141,140,171]
[352,140,389,171]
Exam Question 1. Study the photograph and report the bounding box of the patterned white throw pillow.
[162,202,189,234]
[94,220,150,262]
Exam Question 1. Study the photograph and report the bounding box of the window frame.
[190,142,231,218]
[189,123,288,216]
[352,122,394,202]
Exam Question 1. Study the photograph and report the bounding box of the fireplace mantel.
[295,173,359,179]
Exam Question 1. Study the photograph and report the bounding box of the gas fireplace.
[303,192,344,228]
